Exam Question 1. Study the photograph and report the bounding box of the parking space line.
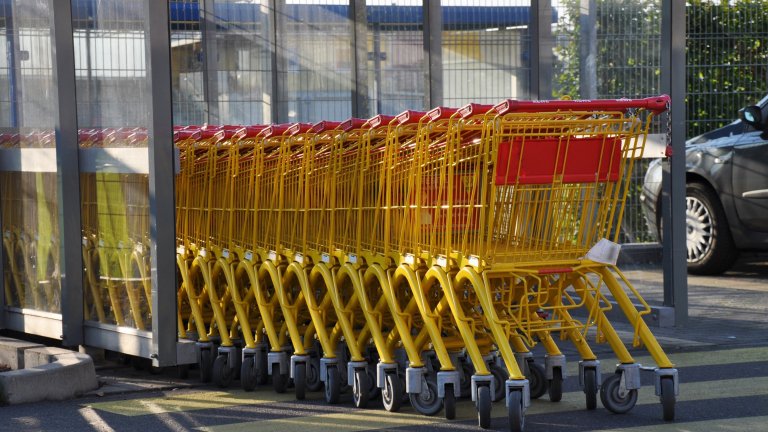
[87,389,295,416]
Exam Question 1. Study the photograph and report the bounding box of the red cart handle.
[493,95,670,115]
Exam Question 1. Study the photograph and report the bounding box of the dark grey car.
[641,94,768,274]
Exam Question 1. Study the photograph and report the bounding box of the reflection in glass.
[365,2,424,115]
[276,2,352,122]
[441,0,531,106]
[0,0,61,313]
[74,0,153,331]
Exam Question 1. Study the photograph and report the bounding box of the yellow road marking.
[197,409,441,432]
[563,346,768,376]
[87,389,295,416]
[587,415,768,432]
[197,376,768,431]
[86,347,768,424]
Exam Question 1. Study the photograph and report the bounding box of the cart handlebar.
[493,95,671,116]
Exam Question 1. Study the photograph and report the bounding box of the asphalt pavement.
[1,256,767,432]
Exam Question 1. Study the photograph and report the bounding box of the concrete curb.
[0,338,99,405]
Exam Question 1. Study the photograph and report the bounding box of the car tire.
[685,182,738,275]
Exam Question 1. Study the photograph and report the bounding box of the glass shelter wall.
[0,0,698,362]
[0,1,62,326]
[74,0,154,333]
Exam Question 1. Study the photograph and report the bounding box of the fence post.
[531,0,553,99]
[660,0,688,325]
[53,0,84,346]
[423,0,443,108]
[146,0,179,366]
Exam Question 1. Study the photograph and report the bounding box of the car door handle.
[742,189,768,198]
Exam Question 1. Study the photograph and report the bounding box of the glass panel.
[442,0,531,106]
[211,0,273,125]
[171,0,205,126]
[74,0,153,331]
[0,0,61,314]
[552,0,662,243]
[366,0,424,114]
[277,1,352,122]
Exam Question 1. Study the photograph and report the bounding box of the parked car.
[641,94,768,275]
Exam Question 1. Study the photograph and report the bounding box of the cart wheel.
[272,363,288,394]
[460,362,474,398]
[527,361,547,400]
[352,368,369,408]
[199,349,213,383]
[600,373,638,414]
[409,378,442,416]
[508,389,524,432]
[548,367,563,402]
[241,356,257,391]
[444,383,456,420]
[131,356,147,371]
[212,354,233,388]
[256,351,268,385]
[366,367,381,401]
[477,385,492,429]
[177,364,190,380]
[306,358,322,392]
[490,364,507,402]
[382,372,402,412]
[294,362,307,400]
[660,377,676,421]
[584,367,598,410]
[325,365,341,404]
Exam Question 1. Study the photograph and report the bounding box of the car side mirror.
[740,105,764,130]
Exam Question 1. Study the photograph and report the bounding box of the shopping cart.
[327,111,462,417]
[302,117,386,407]
[0,131,61,313]
[217,125,273,391]
[175,125,241,382]
[409,96,676,430]
[277,120,364,403]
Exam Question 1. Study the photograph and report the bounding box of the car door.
[731,129,768,232]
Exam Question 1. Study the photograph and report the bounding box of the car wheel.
[685,182,738,275]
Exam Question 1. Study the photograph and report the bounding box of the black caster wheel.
[600,373,638,414]
[382,372,402,412]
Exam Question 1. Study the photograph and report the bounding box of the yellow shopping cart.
[409,96,676,430]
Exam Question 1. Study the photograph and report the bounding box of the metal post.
[660,0,688,325]
[372,22,382,114]
[200,0,220,124]
[0,2,8,328]
[350,0,369,118]
[579,0,597,99]
[530,0,553,100]
[52,0,84,346]
[259,0,273,124]
[5,1,21,127]
[145,0,178,367]
[269,0,289,123]
[423,0,442,108]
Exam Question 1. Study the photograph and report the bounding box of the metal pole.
[423,0,442,108]
[145,0,178,367]
[530,0,553,100]
[373,22,382,114]
[6,1,21,127]
[52,0,84,347]
[579,0,597,99]
[269,0,288,123]
[200,0,220,124]
[660,0,688,325]
[350,0,369,118]
[0,1,10,329]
